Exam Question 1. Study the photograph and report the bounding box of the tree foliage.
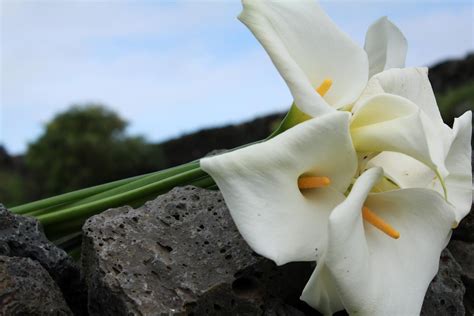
[25,104,165,198]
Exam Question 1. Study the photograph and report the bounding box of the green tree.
[25,104,165,199]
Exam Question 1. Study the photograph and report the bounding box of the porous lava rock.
[0,255,72,315]
[81,186,315,315]
[449,240,474,286]
[421,249,466,316]
[449,240,474,315]
[0,204,87,315]
[263,299,306,316]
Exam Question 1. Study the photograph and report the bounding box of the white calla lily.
[238,0,368,116]
[302,168,455,315]
[239,0,407,116]
[371,111,472,223]
[362,67,472,223]
[201,112,356,265]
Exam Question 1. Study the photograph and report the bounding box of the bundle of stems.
[9,106,302,255]
[11,161,214,250]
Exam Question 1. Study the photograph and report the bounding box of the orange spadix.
[316,79,333,97]
[298,176,331,189]
[362,206,400,239]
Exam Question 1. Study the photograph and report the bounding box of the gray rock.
[464,297,474,316]
[0,204,87,315]
[449,240,474,285]
[449,240,474,315]
[0,255,72,315]
[82,186,314,316]
[263,299,306,316]
[421,249,466,316]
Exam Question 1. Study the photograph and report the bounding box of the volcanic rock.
[449,240,474,315]
[0,255,72,315]
[449,240,474,285]
[81,186,315,315]
[0,204,87,315]
[421,249,466,316]
[263,299,306,316]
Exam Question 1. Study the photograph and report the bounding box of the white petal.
[443,111,473,222]
[351,93,447,176]
[326,173,455,315]
[200,112,357,265]
[364,17,407,77]
[239,0,368,115]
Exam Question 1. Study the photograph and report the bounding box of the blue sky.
[1,0,473,154]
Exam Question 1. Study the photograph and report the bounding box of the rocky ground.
[0,183,473,315]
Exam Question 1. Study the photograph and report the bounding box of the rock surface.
[82,186,315,315]
[449,240,474,315]
[449,240,474,285]
[421,249,466,316]
[263,299,306,316]
[0,204,87,315]
[0,255,72,315]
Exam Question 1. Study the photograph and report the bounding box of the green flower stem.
[25,203,73,218]
[38,168,208,227]
[11,174,145,215]
[14,161,199,216]
[25,161,200,217]
[67,161,201,206]
[267,103,310,139]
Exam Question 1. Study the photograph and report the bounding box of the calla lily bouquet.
[11,0,472,315]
